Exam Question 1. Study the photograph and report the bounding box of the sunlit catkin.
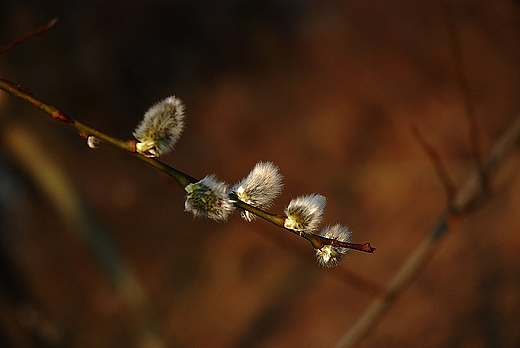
[284,194,326,232]
[315,224,352,267]
[133,96,185,157]
[231,161,283,221]
[184,175,235,221]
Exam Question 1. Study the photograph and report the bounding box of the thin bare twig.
[443,0,489,191]
[332,112,520,348]
[411,123,458,211]
[0,18,59,55]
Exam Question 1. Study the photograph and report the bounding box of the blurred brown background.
[1,0,520,347]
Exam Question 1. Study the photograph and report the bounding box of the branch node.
[52,110,74,123]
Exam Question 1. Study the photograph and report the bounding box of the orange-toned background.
[1,1,520,347]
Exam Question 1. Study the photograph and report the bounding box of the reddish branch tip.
[360,243,376,253]
[311,234,376,254]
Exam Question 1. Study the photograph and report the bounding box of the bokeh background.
[1,1,520,347]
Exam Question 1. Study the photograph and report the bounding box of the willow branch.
[0,79,375,254]
[0,78,196,186]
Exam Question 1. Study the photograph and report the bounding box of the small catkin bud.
[315,224,352,267]
[231,161,283,221]
[284,194,326,232]
[184,175,235,221]
[87,136,100,149]
[133,96,185,157]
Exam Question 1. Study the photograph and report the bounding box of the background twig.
[0,18,58,55]
[443,0,489,191]
[332,112,520,348]
[410,123,458,210]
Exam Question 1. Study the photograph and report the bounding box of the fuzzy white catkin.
[284,194,326,232]
[133,96,185,157]
[231,161,283,221]
[315,224,352,267]
[184,175,235,221]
